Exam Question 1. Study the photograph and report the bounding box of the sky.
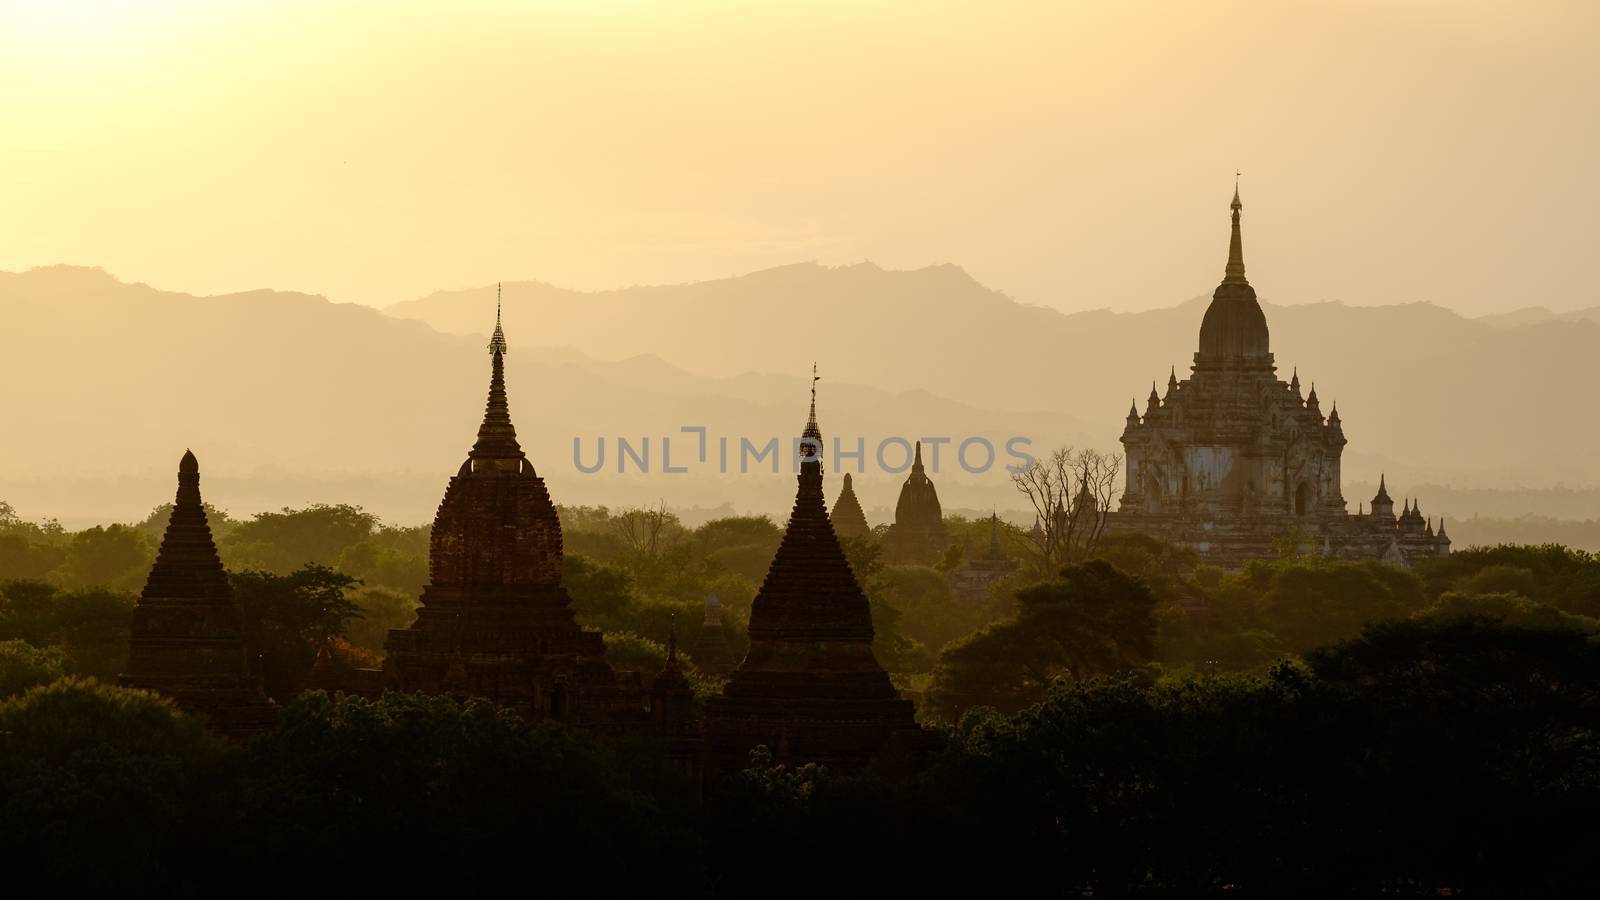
[2,0,1597,315]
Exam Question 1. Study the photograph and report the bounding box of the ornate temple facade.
[122,451,275,736]
[881,442,951,566]
[1107,188,1451,567]
[382,304,645,726]
[829,472,872,539]
[704,384,924,780]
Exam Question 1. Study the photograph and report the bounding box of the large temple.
[704,378,924,780]
[1107,187,1450,567]
[382,300,645,726]
[122,451,275,736]
[881,442,951,565]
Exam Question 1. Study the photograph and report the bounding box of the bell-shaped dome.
[1198,280,1270,361]
[1195,183,1272,368]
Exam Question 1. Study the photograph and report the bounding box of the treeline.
[1,614,1596,894]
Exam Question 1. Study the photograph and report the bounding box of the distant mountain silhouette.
[388,262,1600,489]
[1477,305,1600,328]
[0,266,1090,526]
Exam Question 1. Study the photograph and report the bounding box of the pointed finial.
[489,283,508,357]
[801,363,822,455]
[1224,176,1247,283]
[180,448,198,474]
[809,362,819,423]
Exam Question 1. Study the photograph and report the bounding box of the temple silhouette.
[116,194,1452,768]
[1106,185,1451,566]
[379,295,647,726]
[704,375,925,779]
[881,441,952,565]
[121,451,275,736]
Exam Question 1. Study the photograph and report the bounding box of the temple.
[704,373,923,779]
[382,296,645,725]
[122,451,275,736]
[950,512,1017,602]
[1107,186,1451,567]
[881,442,951,565]
[829,472,873,539]
[689,593,739,679]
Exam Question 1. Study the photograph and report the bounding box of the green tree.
[61,524,152,589]
[0,581,135,679]
[0,639,66,698]
[928,559,1157,717]
[230,564,360,699]
[220,504,378,573]
[0,679,231,885]
[343,585,419,660]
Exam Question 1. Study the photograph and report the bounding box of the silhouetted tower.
[704,370,921,780]
[830,472,872,539]
[383,293,635,723]
[882,441,951,565]
[122,451,274,736]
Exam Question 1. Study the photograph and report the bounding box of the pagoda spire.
[1224,174,1247,284]
[744,372,872,643]
[123,450,274,735]
[469,284,524,465]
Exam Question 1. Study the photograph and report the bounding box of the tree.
[0,581,135,679]
[927,559,1157,717]
[62,524,152,589]
[230,564,360,699]
[220,504,378,573]
[1011,446,1121,572]
[243,691,687,892]
[0,679,230,885]
[343,585,419,659]
[0,639,66,698]
[609,501,682,558]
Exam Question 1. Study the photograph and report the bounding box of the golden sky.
[3,0,1596,313]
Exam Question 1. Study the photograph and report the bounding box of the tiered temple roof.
[882,441,951,565]
[705,375,921,779]
[122,451,274,736]
[829,472,872,539]
[383,293,642,725]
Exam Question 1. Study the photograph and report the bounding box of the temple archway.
[1294,482,1312,516]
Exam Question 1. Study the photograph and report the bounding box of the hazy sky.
[3,0,1596,314]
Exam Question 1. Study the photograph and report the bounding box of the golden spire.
[1224,173,1247,284]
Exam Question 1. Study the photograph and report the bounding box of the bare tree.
[1012,446,1122,572]
[609,500,680,558]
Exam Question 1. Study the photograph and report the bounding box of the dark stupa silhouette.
[829,471,872,539]
[382,293,641,724]
[704,370,922,779]
[122,450,275,736]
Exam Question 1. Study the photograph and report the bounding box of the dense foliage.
[6,495,1600,892]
